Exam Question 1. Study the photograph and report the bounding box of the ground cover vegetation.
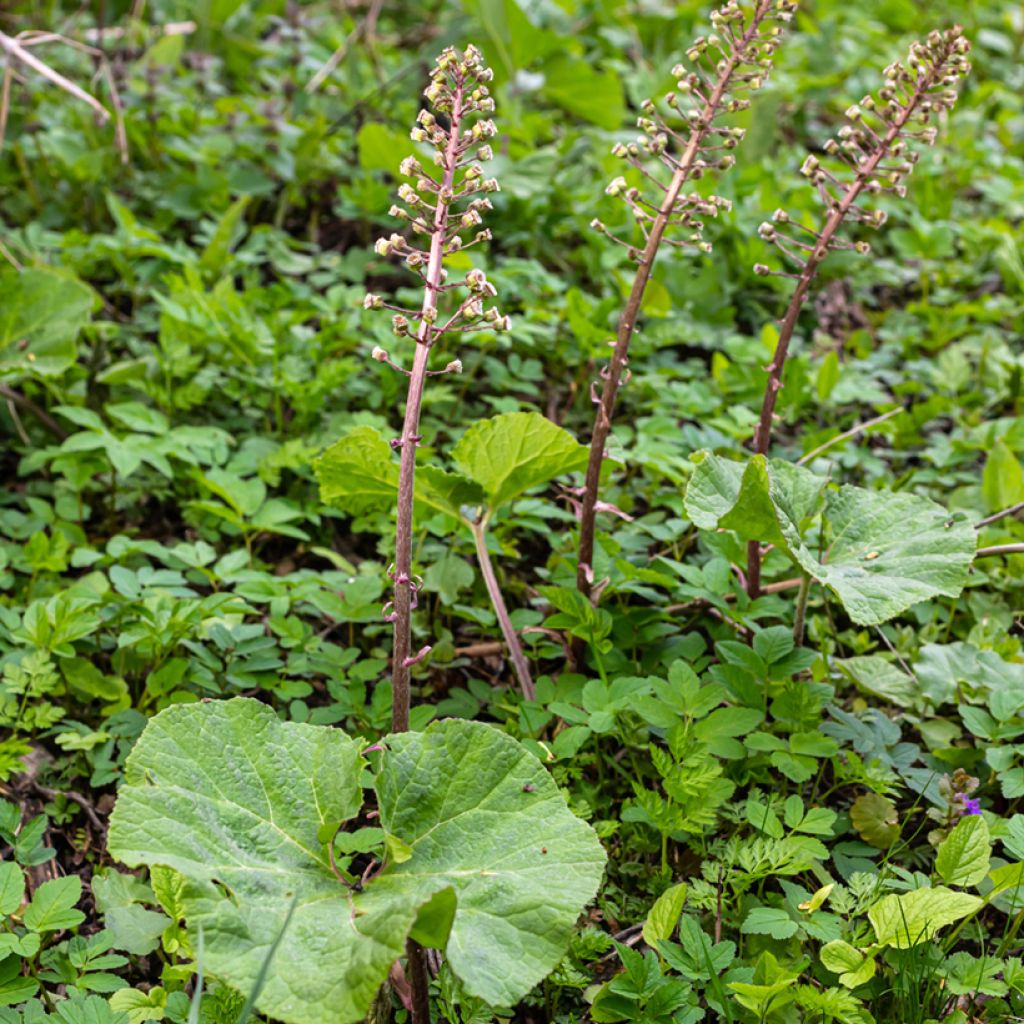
[0,0,1022,1022]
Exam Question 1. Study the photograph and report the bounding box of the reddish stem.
[391,88,464,734]
[470,517,535,699]
[577,0,775,604]
[746,70,940,598]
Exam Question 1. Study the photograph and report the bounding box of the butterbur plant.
[105,44,607,1024]
[577,0,797,602]
[362,44,508,732]
[745,25,972,596]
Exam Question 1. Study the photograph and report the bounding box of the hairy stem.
[391,90,463,734]
[792,572,811,645]
[470,517,535,700]
[577,0,775,603]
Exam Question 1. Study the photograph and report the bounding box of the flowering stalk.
[746,26,971,597]
[577,0,796,603]
[364,45,507,734]
[365,45,505,1024]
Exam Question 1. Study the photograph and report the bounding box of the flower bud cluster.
[760,26,971,277]
[599,0,795,262]
[364,45,510,368]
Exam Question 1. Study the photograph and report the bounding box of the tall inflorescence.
[576,0,797,605]
[745,25,971,597]
[364,44,508,734]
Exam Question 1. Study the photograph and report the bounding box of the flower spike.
[577,0,797,605]
[362,45,505,733]
[746,25,971,596]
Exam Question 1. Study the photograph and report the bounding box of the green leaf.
[816,350,841,400]
[314,426,399,516]
[684,453,825,553]
[936,815,991,887]
[642,883,687,947]
[357,124,413,174]
[685,453,976,625]
[421,553,474,605]
[791,487,977,625]
[92,869,169,955]
[407,887,457,949]
[109,698,605,1024]
[540,56,625,130]
[986,861,1024,900]
[462,0,560,78]
[198,196,251,278]
[109,987,170,1024]
[741,906,799,939]
[452,411,587,513]
[836,656,917,708]
[0,268,96,378]
[0,864,23,916]
[417,466,486,519]
[23,876,85,932]
[373,718,606,1006]
[796,984,875,1024]
[0,955,38,1006]
[849,793,900,850]
[868,886,982,948]
[820,941,877,989]
[982,440,1024,513]
[315,427,483,520]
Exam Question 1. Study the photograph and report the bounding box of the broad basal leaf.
[314,426,399,515]
[108,698,605,1024]
[452,411,587,512]
[314,426,483,520]
[0,268,96,378]
[372,718,606,1006]
[791,486,976,626]
[836,656,917,708]
[868,886,982,948]
[684,452,976,625]
[107,699,381,1024]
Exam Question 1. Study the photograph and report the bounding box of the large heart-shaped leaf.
[314,426,484,520]
[791,486,976,626]
[0,268,96,378]
[371,718,606,1005]
[108,698,605,1024]
[684,452,976,625]
[451,411,587,511]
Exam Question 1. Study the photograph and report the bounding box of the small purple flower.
[954,793,982,816]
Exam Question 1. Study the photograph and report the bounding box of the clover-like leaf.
[684,452,976,625]
[314,426,483,520]
[452,411,587,512]
[0,268,96,378]
[108,698,605,1024]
